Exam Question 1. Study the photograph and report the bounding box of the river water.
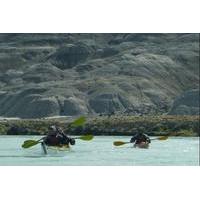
[0,136,199,166]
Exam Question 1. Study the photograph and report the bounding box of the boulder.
[48,43,93,69]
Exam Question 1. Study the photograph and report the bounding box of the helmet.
[138,127,145,134]
[48,125,57,132]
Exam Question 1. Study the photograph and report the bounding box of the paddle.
[73,134,94,141]
[113,141,130,146]
[70,116,86,127]
[22,134,94,149]
[22,138,44,148]
[151,135,169,141]
[113,135,169,146]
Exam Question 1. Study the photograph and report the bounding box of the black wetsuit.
[44,129,71,146]
[130,133,151,144]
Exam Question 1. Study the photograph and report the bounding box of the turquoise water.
[0,136,199,165]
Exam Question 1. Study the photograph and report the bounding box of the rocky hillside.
[0,34,199,118]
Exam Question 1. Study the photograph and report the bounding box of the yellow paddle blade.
[22,140,39,148]
[157,135,169,140]
[79,135,94,141]
[71,116,86,127]
[113,141,128,146]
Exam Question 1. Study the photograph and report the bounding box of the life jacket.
[44,135,61,146]
[131,133,150,144]
[45,131,71,146]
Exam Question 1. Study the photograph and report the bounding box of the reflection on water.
[0,135,199,166]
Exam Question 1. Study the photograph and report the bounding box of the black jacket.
[130,133,151,144]
[44,128,71,146]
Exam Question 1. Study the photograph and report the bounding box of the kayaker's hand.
[130,138,135,143]
[69,138,75,145]
[147,138,151,143]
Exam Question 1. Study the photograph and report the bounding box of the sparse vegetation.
[0,115,199,136]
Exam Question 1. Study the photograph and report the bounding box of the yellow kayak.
[47,144,70,151]
[41,142,70,154]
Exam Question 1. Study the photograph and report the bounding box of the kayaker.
[43,125,75,146]
[130,127,151,146]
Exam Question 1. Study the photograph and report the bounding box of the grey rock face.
[97,47,119,58]
[89,93,129,113]
[63,97,88,115]
[0,88,59,118]
[0,33,199,118]
[168,89,199,115]
[22,63,65,83]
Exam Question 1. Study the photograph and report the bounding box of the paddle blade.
[113,141,128,146]
[22,140,40,148]
[157,135,169,140]
[79,135,94,141]
[71,116,86,127]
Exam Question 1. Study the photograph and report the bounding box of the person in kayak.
[130,127,151,146]
[43,125,75,146]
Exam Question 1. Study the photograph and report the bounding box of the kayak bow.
[133,142,149,149]
[41,143,70,154]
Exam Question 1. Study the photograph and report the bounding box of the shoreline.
[0,115,199,136]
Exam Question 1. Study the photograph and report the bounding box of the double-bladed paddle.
[22,134,94,148]
[21,116,91,148]
[73,134,94,141]
[113,135,169,146]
